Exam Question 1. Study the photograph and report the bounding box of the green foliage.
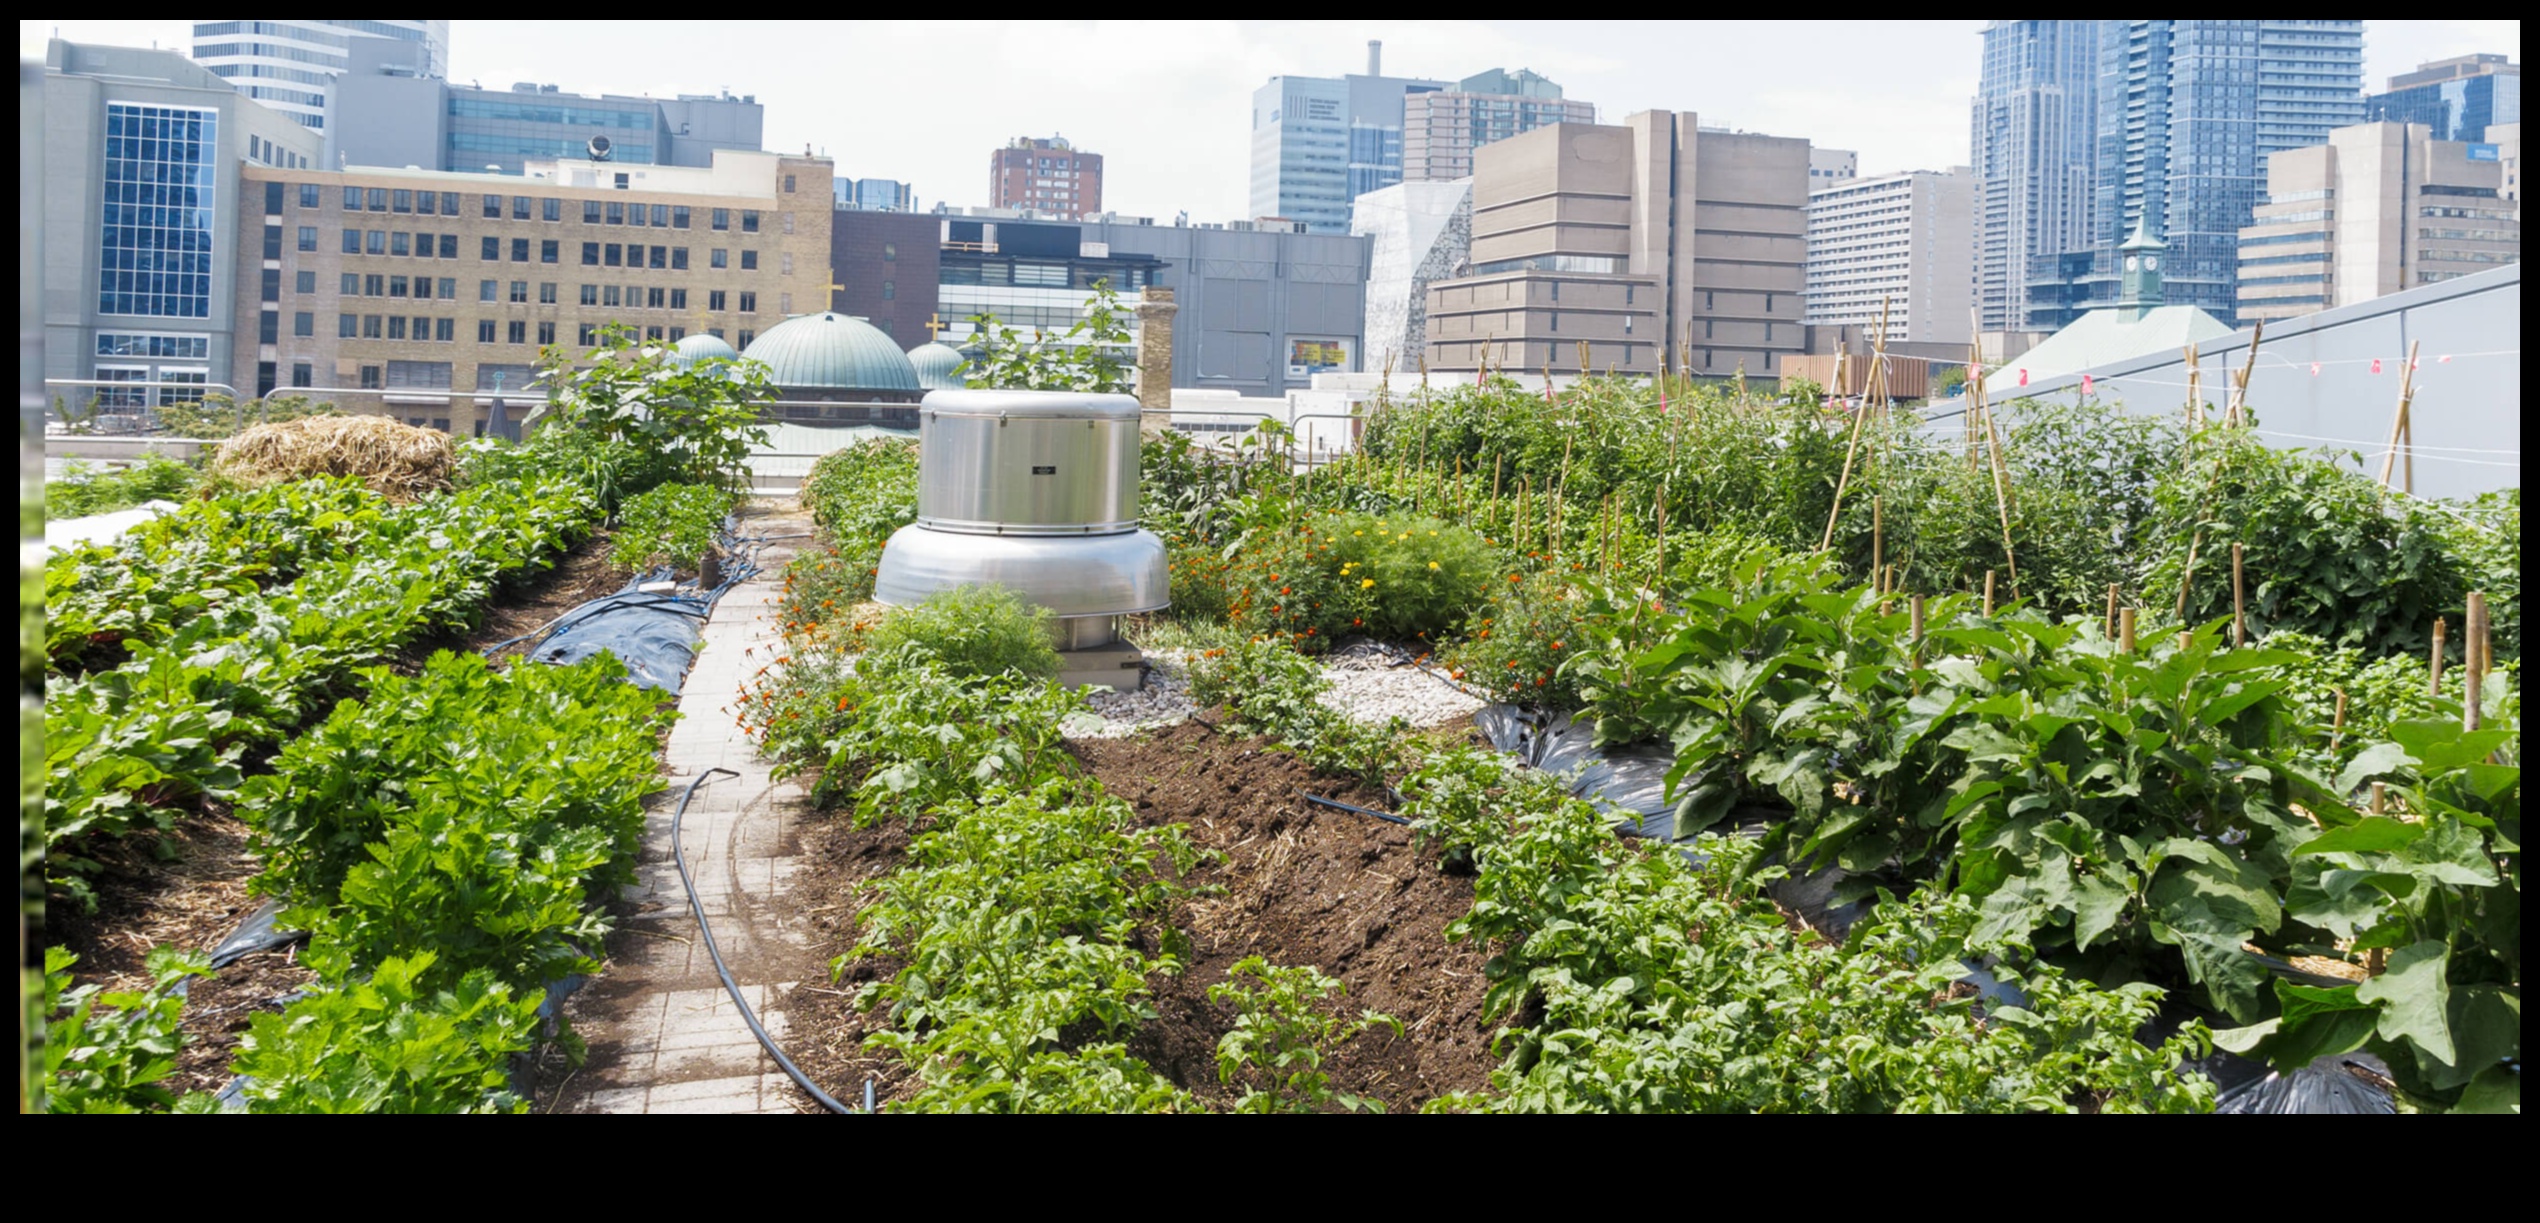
[802,651,1082,822]
[39,945,211,1113]
[2433,489,2519,661]
[862,584,1061,684]
[799,437,919,544]
[1210,957,1400,1113]
[1222,509,1497,647]
[537,322,775,492]
[961,278,1134,394]
[43,454,200,519]
[608,481,734,573]
[153,392,340,439]
[1442,568,1609,707]
[226,953,541,1114]
[1400,749,2216,1114]
[1187,635,1404,789]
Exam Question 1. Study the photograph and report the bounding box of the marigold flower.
[1509,574,1522,583]
[1428,561,1440,570]
[1360,578,1375,589]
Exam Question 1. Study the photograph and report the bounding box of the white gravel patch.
[1062,649,1199,739]
[1061,641,1487,739]
[1316,664,1485,728]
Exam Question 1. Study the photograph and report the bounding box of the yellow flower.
[1360,578,1376,589]
[1428,561,1440,570]
[1353,530,1364,536]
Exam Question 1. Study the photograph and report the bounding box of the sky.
[22,20,2524,222]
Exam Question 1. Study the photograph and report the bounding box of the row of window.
[309,291,759,344]
[311,327,760,397]
[299,183,765,233]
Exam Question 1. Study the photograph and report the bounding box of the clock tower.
[2114,216,2166,322]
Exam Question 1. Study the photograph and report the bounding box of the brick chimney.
[1134,287,1177,421]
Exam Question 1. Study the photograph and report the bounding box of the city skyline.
[20,20,2518,223]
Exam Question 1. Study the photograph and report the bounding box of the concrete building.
[42,39,326,418]
[1401,68,1595,184]
[328,39,764,177]
[189,18,448,131]
[1804,167,1974,346]
[836,177,916,211]
[1972,19,2100,333]
[228,148,832,432]
[1353,178,1472,375]
[2368,54,2521,143]
[2238,122,2519,324]
[2497,122,2523,210]
[989,136,1101,219]
[827,209,941,342]
[1809,148,1857,185]
[1249,42,1448,234]
[1423,112,1810,379]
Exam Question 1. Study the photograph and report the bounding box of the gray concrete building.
[1805,167,1975,345]
[1809,147,1857,185]
[2238,121,2520,324]
[1354,178,1473,374]
[1249,42,1447,234]
[190,19,448,131]
[1423,112,1810,379]
[41,39,326,418]
[328,39,764,176]
[1401,68,1596,184]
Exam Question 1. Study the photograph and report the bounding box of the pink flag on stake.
[2310,362,2321,376]
[2017,368,2029,387]
[2081,373,2094,394]
[2370,357,2383,374]
[2438,354,2453,363]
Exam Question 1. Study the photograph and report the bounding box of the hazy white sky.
[22,20,2523,221]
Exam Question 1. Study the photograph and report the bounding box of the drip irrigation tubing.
[1298,789,1411,826]
[669,767,864,1114]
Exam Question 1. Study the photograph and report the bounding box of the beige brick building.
[232,149,833,433]
[1424,112,1810,378]
[2237,122,2518,325]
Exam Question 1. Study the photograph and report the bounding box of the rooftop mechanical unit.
[871,389,1166,690]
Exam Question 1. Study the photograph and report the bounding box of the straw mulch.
[212,413,456,501]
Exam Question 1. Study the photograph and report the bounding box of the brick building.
[989,135,1102,219]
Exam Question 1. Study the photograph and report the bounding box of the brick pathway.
[551,503,825,1114]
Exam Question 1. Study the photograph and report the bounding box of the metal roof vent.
[872,389,1166,686]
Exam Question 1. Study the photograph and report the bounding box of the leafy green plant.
[38,945,211,1113]
[961,278,1134,394]
[538,322,776,492]
[609,480,734,573]
[43,454,200,519]
[1210,957,1400,1113]
[1187,635,1404,789]
[154,392,340,440]
[1443,568,1604,707]
[225,953,542,1114]
[862,584,1061,684]
[804,651,1082,822]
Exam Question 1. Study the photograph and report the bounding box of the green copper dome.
[671,333,740,366]
[907,341,969,391]
[739,312,921,394]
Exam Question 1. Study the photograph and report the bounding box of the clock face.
[2125,255,2139,272]
[2145,255,2159,271]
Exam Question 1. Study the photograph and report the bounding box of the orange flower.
[1551,642,1564,650]
[1509,574,1522,583]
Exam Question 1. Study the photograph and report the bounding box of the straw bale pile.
[212,413,455,501]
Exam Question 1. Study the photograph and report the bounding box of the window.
[481,237,500,261]
[1704,291,1714,310]
[293,310,314,337]
[360,364,381,389]
[367,188,388,212]
[263,180,283,215]
[299,182,320,209]
[709,290,727,311]
[508,321,527,344]
[291,361,312,388]
[711,248,728,269]
[647,287,664,308]
[513,196,531,221]
[295,270,316,293]
[387,316,407,340]
[478,319,497,342]
[584,200,603,224]
[387,359,452,389]
[736,329,753,348]
[437,278,457,300]
[603,285,622,307]
[580,284,599,306]
[781,212,793,234]
[778,292,790,314]
[881,280,895,300]
[435,317,453,341]
[668,326,684,342]
[649,245,667,269]
[784,174,797,193]
[439,234,458,259]
[540,239,558,264]
[740,250,758,271]
[539,282,557,304]
[412,231,432,258]
[511,238,530,262]
[543,197,561,222]
[343,185,363,210]
[342,272,360,295]
[297,225,318,252]
[388,275,408,298]
[629,203,647,228]
[440,192,460,216]
[391,232,411,257]
[483,193,502,218]
[578,323,599,345]
[1764,294,1774,313]
[884,242,896,261]
[606,201,624,225]
[258,311,278,343]
[646,325,664,341]
[340,313,358,337]
[712,208,730,231]
[652,204,670,227]
[781,253,793,275]
[669,288,687,310]
[537,321,555,345]
[672,206,690,229]
[367,230,387,254]
[343,228,361,254]
[365,273,385,296]
[605,244,622,267]
[392,188,412,213]
[738,291,757,313]
[741,210,760,233]
[582,242,600,266]
[510,281,528,304]
[480,279,499,302]
[671,247,689,270]
[431,417,451,433]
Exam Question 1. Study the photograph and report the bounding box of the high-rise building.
[2368,54,2521,143]
[41,39,325,417]
[836,177,916,212]
[189,19,449,131]
[1423,112,1810,378]
[229,147,831,430]
[1401,68,1595,183]
[1971,20,2100,334]
[1809,148,1858,185]
[2237,122,2519,324]
[989,136,1102,218]
[1250,42,1448,234]
[1352,178,1472,373]
[1805,168,1974,345]
[327,40,763,176]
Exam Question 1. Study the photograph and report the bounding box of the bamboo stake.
[1983,570,1997,617]
[1872,495,1883,592]
[2330,688,2347,752]
[2463,592,2487,731]
[2119,607,2137,653]
[1655,488,1670,590]
[2376,340,2422,497]
[1966,313,1985,472]
[1969,330,2019,595]
[2224,319,2263,428]
[2183,341,2202,430]
[1910,595,1926,649]
[2178,631,2195,653]
[1818,367,1870,552]
[2231,542,2247,648]
[1491,452,1503,505]
[2106,583,2120,640]
[2429,616,2447,698]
